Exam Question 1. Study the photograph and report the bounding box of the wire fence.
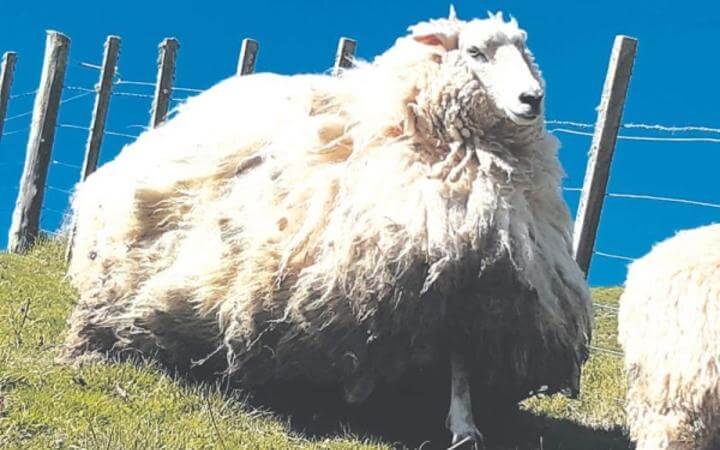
[546,116,720,360]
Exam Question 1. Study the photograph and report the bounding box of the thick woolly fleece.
[619,224,720,450]
[63,15,592,407]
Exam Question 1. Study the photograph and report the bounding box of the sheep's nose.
[519,90,544,114]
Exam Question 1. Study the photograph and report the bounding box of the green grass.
[0,239,630,449]
[521,287,628,449]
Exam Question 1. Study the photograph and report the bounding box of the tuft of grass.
[0,238,630,449]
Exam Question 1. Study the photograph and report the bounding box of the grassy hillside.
[0,239,630,449]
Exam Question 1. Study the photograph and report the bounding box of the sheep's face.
[458,18,543,125]
[411,11,545,127]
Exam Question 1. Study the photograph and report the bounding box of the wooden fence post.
[237,39,258,75]
[572,35,637,276]
[80,36,120,180]
[8,31,70,253]
[0,52,18,143]
[149,37,178,128]
[65,36,120,262]
[332,37,356,76]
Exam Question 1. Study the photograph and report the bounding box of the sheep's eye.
[467,46,487,61]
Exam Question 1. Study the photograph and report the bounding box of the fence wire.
[115,78,203,94]
[51,159,81,170]
[1,127,29,137]
[9,89,38,100]
[607,192,720,210]
[594,251,635,262]
[59,122,138,139]
[112,91,154,99]
[74,60,103,71]
[550,127,720,143]
[589,345,624,357]
[4,90,93,123]
[547,119,720,135]
[46,185,73,194]
[41,206,67,216]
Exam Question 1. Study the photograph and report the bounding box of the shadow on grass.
[241,367,632,450]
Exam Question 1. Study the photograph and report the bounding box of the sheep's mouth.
[506,108,541,125]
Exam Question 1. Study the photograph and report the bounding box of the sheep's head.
[410,9,544,128]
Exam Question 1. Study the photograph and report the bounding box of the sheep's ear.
[413,33,456,48]
[410,21,459,51]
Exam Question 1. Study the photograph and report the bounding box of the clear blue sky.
[1,0,718,286]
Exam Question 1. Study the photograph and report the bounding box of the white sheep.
[619,224,720,450]
[63,9,592,446]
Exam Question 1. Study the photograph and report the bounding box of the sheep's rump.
[64,71,591,405]
[619,224,720,450]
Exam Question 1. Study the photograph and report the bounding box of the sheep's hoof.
[448,428,485,450]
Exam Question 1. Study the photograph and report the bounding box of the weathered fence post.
[65,35,120,262]
[149,37,178,128]
[572,35,637,276]
[8,31,70,253]
[332,37,356,76]
[0,52,17,143]
[80,36,120,181]
[237,39,258,76]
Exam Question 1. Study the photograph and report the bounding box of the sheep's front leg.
[446,352,484,449]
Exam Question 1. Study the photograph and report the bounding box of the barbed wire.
[112,91,154,99]
[9,89,38,100]
[625,122,720,134]
[115,79,155,88]
[59,122,138,140]
[115,78,203,94]
[550,128,720,143]
[65,85,97,93]
[5,90,93,123]
[547,119,720,135]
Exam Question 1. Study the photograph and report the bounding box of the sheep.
[62,9,592,446]
[619,224,720,450]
